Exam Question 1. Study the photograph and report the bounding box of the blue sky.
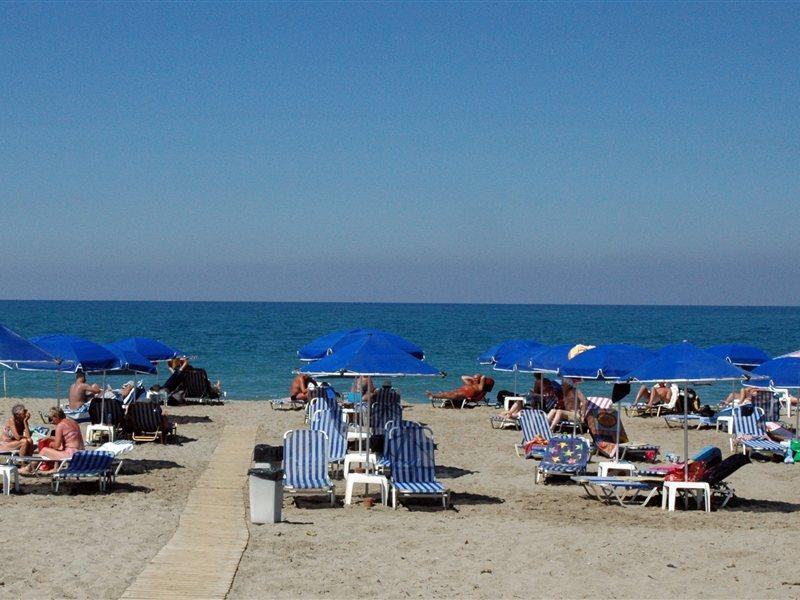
[1,3,797,304]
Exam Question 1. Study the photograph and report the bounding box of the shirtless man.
[426,374,486,401]
[289,374,315,404]
[68,371,100,411]
[633,382,677,408]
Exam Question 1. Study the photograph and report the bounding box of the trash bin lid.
[253,444,284,463]
[248,467,284,481]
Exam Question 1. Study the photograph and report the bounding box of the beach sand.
[1,398,798,599]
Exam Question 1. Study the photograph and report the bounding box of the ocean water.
[1,301,798,404]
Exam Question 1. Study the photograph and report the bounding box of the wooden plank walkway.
[122,425,258,600]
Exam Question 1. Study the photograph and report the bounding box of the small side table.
[661,481,711,512]
[0,464,20,495]
[504,396,526,411]
[344,472,388,506]
[716,416,733,434]
[598,461,637,478]
[343,452,378,477]
[86,424,115,445]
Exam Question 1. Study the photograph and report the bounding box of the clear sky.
[1,2,797,305]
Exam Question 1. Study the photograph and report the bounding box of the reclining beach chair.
[535,437,591,484]
[750,390,781,422]
[370,399,403,438]
[430,378,494,409]
[270,396,306,411]
[585,406,659,462]
[389,425,449,509]
[636,445,721,477]
[52,450,116,493]
[731,406,785,456]
[283,429,335,506]
[127,402,173,443]
[181,368,225,404]
[571,476,661,507]
[701,453,751,508]
[310,409,348,475]
[374,386,401,405]
[514,409,551,458]
[377,420,425,472]
[305,388,338,423]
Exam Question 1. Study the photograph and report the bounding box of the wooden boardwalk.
[122,425,258,599]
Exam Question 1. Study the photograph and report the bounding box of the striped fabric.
[537,437,590,482]
[586,396,613,411]
[128,402,163,438]
[53,450,115,492]
[371,400,403,436]
[374,387,401,404]
[380,421,425,470]
[283,429,333,491]
[750,390,781,422]
[732,406,785,454]
[390,426,446,495]
[306,393,339,423]
[310,409,348,462]
[520,409,552,446]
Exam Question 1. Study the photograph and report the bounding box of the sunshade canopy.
[298,328,425,362]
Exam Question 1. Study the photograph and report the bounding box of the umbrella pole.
[615,397,621,463]
[514,369,517,395]
[683,382,689,483]
[571,379,578,438]
[3,370,6,398]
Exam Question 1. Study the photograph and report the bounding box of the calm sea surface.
[1,301,798,404]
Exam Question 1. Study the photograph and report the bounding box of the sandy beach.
[1,397,799,599]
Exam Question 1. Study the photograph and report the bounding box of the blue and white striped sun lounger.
[535,437,591,484]
[52,450,116,493]
[311,409,348,471]
[732,406,785,456]
[378,420,425,471]
[389,426,449,509]
[571,476,660,507]
[283,429,335,506]
[515,409,552,458]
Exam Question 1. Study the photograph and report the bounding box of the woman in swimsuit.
[547,379,587,431]
[426,374,486,402]
[40,407,85,461]
[0,404,33,458]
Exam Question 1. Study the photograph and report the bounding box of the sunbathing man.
[547,379,587,431]
[427,374,487,403]
[68,371,101,411]
[290,374,316,404]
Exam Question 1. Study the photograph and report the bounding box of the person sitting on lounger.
[0,404,33,459]
[352,376,375,403]
[289,374,316,404]
[633,381,678,408]
[426,374,487,403]
[40,407,85,461]
[548,379,586,431]
[68,371,101,411]
[498,377,560,420]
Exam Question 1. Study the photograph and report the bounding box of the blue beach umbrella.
[623,341,750,481]
[0,324,63,397]
[560,344,655,461]
[30,334,119,373]
[706,343,770,371]
[103,344,157,375]
[299,335,442,378]
[478,339,543,365]
[298,329,425,362]
[112,337,182,362]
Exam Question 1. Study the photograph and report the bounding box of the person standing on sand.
[68,371,100,411]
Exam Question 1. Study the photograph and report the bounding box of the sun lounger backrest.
[183,369,213,398]
[540,436,590,469]
[519,410,551,444]
[701,453,750,485]
[750,390,780,422]
[283,429,330,488]
[390,425,437,484]
[310,409,347,462]
[129,402,163,433]
[586,397,613,413]
[385,422,429,470]
[374,387,400,405]
[733,406,766,438]
[62,450,115,475]
[89,398,125,427]
[371,400,402,436]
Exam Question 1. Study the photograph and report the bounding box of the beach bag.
[523,435,548,455]
[36,438,55,472]
[664,461,706,482]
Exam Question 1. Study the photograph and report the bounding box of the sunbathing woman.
[427,374,487,403]
[547,379,587,432]
[0,404,33,458]
[39,407,85,461]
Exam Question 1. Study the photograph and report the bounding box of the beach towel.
[585,409,628,457]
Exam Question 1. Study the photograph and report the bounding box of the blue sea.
[1,301,798,404]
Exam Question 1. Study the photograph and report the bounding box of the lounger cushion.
[393,480,446,494]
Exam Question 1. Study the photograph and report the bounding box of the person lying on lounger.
[547,379,587,431]
[427,374,488,403]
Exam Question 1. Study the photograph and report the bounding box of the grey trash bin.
[249,467,284,524]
